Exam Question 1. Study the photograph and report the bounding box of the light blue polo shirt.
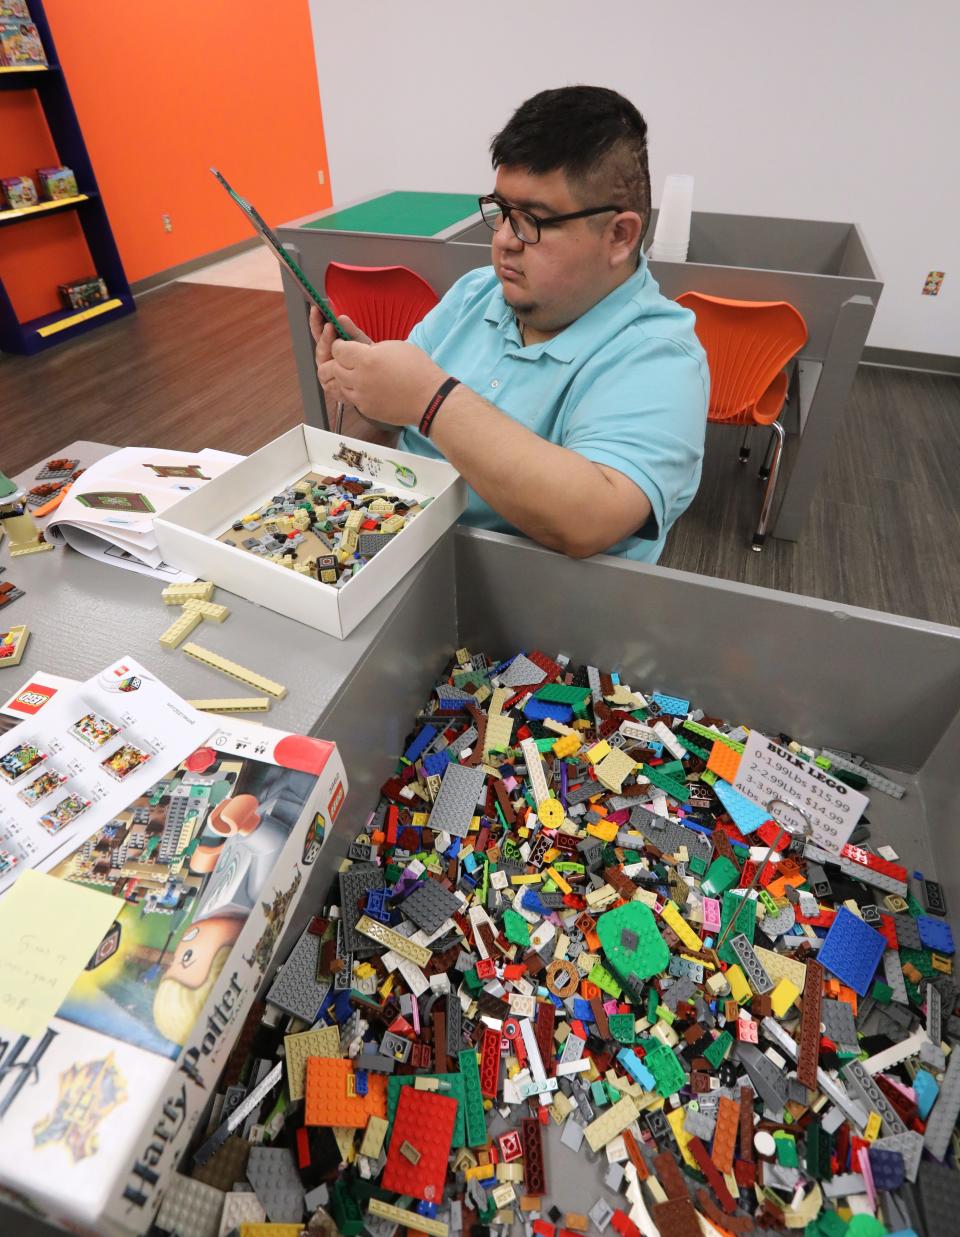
[400,257,708,562]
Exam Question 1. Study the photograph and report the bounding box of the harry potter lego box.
[0,716,347,1234]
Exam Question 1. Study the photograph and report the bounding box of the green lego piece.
[640,1039,686,1098]
[502,908,530,947]
[718,891,757,965]
[647,988,659,1022]
[591,1079,609,1108]
[534,738,556,753]
[703,1030,733,1070]
[458,1049,488,1147]
[331,1182,365,1236]
[597,901,671,984]
[641,764,689,802]
[701,856,740,899]
[603,1080,621,1105]
[682,721,745,753]
[871,979,893,1004]
[660,760,685,778]
[534,684,592,708]
[464,968,484,994]
[701,769,718,786]
[774,1131,798,1167]
[608,1013,635,1044]
[656,1003,676,1026]
[387,1073,465,1145]
[588,963,622,998]
[674,732,710,759]
[689,855,708,877]
[805,1119,829,1181]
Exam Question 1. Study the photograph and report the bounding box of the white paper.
[733,731,869,852]
[0,657,209,894]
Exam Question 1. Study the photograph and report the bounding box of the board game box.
[0,717,347,1234]
[0,17,46,66]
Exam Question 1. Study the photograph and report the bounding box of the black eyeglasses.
[478,195,625,245]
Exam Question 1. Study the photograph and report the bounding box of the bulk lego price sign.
[733,731,868,852]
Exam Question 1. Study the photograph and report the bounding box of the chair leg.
[752,421,785,551]
[738,425,752,463]
[757,429,777,481]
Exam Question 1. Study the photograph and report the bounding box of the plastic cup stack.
[648,173,694,262]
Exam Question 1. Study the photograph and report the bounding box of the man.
[311,86,708,561]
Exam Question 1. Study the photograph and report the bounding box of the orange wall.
[0,0,331,322]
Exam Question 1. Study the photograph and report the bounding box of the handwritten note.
[0,870,122,1037]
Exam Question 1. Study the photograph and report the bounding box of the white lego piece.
[520,737,550,805]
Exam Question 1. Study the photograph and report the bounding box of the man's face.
[490,166,617,335]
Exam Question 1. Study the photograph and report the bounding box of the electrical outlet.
[317,170,325,186]
[162,214,173,233]
[923,271,944,296]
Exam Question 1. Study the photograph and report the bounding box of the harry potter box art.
[0,718,347,1234]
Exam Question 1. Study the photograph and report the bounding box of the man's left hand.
[320,340,448,426]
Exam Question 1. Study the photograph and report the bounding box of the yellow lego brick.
[546,866,572,894]
[586,819,619,843]
[484,712,515,755]
[585,884,618,909]
[770,977,802,1018]
[586,739,611,764]
[864,1112,882,1142]
[284,1025,340,1101]
[355,915,432,966]
[726,964,752,1004]
[161,580,214,604]
[511,874,542,885]
[182,642,287,699]
[159,608,203,649]
[583,1095,638,1152]
[754,946,807,991]
[552,733,582,758]
[594,748,636,793]
[183,598,230,622]
[380,515,405,534]
[189,697,271,713]
[667,1105,698,1169]
[359,1114,389,1159]
[660,901,702,952]
[367,1199,448,1236]
[333,1125,356,1161]
[240,1227,303,1237]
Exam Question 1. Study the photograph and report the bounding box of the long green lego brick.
[458,1049,488,1147]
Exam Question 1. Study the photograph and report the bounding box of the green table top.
[303,191,479,237]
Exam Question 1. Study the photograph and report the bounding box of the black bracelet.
[419,377,460,438]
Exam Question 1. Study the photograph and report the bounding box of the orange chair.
[324,262,439,343]
[676,292,808,550]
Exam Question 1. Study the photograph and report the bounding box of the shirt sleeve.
[407,267,497,357]
[561,331,709,540]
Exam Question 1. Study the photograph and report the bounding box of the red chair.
[676,291,808,550]
[324,262,439,343]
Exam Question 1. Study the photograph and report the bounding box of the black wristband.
[419,377,460,438]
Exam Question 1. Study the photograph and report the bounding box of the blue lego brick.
[422,749,451,778]
[404,726,438,762]
[914,1069,939,1120]
[617,1048,655,1090]
[818,906,887,996]
[572,998,594,1022]
[917,915,955,955]
[650,692,689,716]
[713,779,770,834]
[868,1147,904,1191]
[523,697,573,724]
[521,887,550,916]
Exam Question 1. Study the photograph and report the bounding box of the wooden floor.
[3,281,959,625]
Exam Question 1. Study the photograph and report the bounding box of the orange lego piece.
[711,1095,740,1175]
[304,1057,387,1127]
[707,741,741,783]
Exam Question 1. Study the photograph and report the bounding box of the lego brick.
[917,915,955,954]
[583,1095,638,1152]
[188,696,272,713]
[841,1059,907,1137]
[162,579,214,603]
[155,1173,225,1237]
[651,1197,700,1237]
[192,1134,250,1192]
[713,778,770,834]
[387,1073,466,1146]
[821,997,858,1049]
[182,641,287,698]
[382,1087,457,1202]
[820,748,906,798]
[711,1095,739,1175]
[817,906,887,996]
[284,1025,340,1102]
[872,1131,924,1184]
[729,933,773,995]
[265,923,330,1022]
[304,1058,387,1127]
[367,1199,449,1237]
[459,1049,489,1148]
[183,597,230,622]
[0,624,29,668]
[923,1037,960,1159]
[340,865,385,955]
[428,762,485,837]
[159,606,203,649]
[246,1146,305,1224]
[402,880,461,934]
[498,653,547,687]
[355,914,432,966]
[218,1192,265,1237]
[521,1116,546,1195]
[797,959,824,1089]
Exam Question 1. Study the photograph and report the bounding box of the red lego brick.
[535,1001,556,1075]
[733,1159,756,1189]
[610,1211,640,1237]
[533,1224,556,1237]
[382,1087,457,1202]
[521,1116,546,1195]
[480,1028,502,1099]
[877,913,898,950]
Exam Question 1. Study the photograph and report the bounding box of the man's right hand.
[309,307,371,407]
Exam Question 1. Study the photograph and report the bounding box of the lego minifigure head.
[152,916,241,1045]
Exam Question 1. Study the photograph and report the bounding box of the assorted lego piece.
[144,647,957,1237]
[217,469,429,588]
[0,624,28,667]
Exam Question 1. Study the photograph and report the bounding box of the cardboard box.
[0,717,347,1234]
[155,425,467,638]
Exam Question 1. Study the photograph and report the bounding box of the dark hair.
[490,86,651,241]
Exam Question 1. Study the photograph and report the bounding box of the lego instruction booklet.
[0,657,210,895]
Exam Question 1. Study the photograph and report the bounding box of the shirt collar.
[483,254,652,362]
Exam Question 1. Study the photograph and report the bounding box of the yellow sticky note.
[0,870,123,1037]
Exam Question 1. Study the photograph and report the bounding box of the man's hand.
[309,307,371,408]
[320,339,448,426]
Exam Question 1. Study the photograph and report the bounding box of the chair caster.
[751,534,766,552]
[738,448,751,463]
[757,466,770,481]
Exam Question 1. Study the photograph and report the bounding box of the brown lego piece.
[192,1134,250,1191]
[712,1095,740,1176]
[688,1137,736,1215]
[739,1086,754,1161]
[797,959,824,1090]
[652,1150,687,1200]
[623,1130,649,1181]
[652,1197,702,1237]
[696,1190,755,1235]
[590,995,610,1040]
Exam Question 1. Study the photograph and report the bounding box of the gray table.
[278,203,882,544]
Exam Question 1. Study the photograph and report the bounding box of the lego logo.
[328,780,344,821]
[10,683,58,714]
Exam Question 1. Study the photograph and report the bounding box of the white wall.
[309,1,959,356]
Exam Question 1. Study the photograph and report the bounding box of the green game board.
[304,191,479,237]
